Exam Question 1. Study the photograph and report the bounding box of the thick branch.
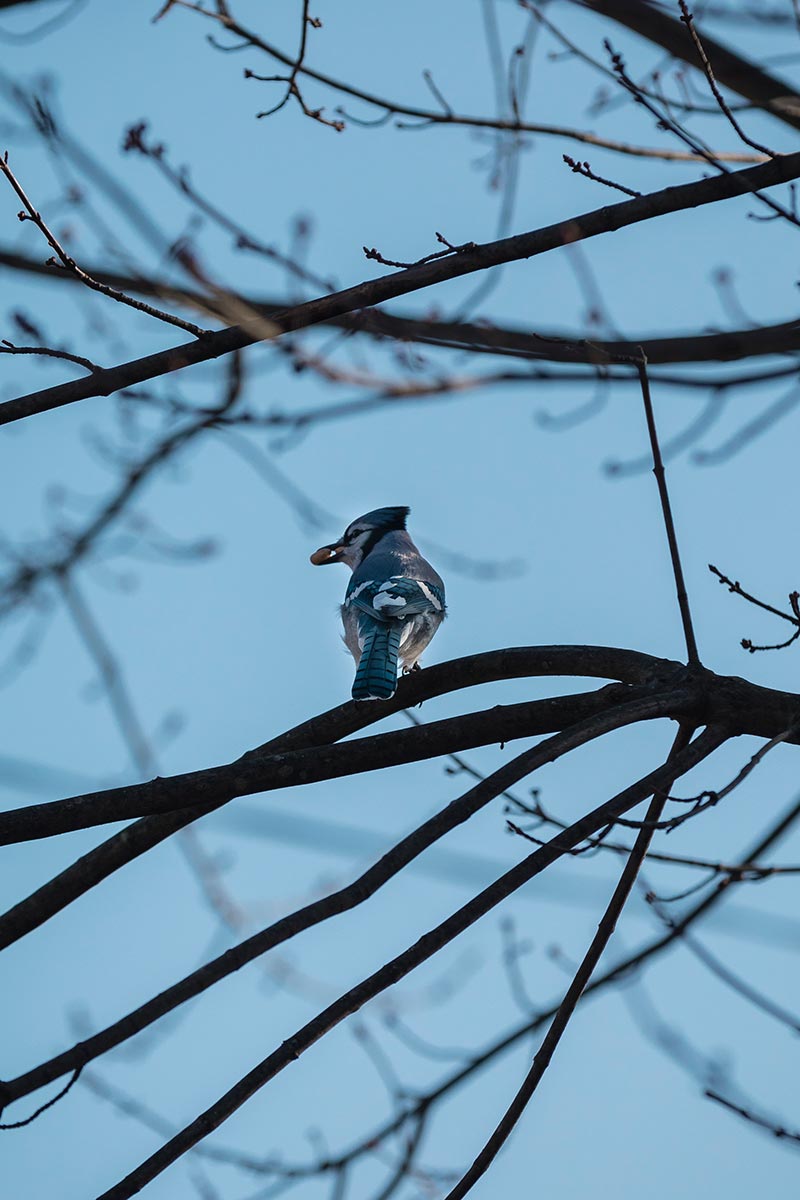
[0,694,666,1111]
[4,645,800,846]
[0,686,681,844]
[581,0,800,130]
[0,645,668,947]
[3,150,800,425]
[2,249,799,367]
[93,727,726,1200]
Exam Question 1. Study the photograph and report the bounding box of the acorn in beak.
[310,542,344,566]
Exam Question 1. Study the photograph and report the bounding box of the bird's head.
[310,506,410,571]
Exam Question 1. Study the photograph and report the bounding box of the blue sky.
[1,2,799,1198]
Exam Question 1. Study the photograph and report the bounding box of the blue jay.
[311,506,446,701]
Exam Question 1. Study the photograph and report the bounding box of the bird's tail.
[352,621,402,701]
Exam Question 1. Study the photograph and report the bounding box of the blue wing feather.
[344,576,446,701]
[345,577,445,622]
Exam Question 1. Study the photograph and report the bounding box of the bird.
[310,506,446,701]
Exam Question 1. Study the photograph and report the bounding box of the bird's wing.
[346,576,445,623]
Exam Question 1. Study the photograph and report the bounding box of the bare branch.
[705,1091,800,1146]
[0,153,210,339]
[677,1,776,158]
[441,724,694,1200]
[637,354,699,665]
[2,247,799,369]
[90,728,727,1200]
[0,694,668,1116]
[330,790,800,1173]
[3,148,800,426]
[166,2,771,160]
[0,684,693,844]
[582,0,800,131]
[0,645,670,949]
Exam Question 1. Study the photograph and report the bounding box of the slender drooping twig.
[0,153,210,339]
[705,1090,800,1146]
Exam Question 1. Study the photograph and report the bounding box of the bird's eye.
[348,528,364,542]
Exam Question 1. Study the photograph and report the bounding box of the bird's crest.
[347,506,409,534]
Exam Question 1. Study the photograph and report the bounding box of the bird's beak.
[310,541,345,566]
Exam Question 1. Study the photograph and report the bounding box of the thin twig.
[0,339,101,373]
[678,2,776,158]
[705,1090,800,1146]
[440,724,695,1200]
[0,1067,81,1128]
[637,353,699,665]
[709,564,798,626]
[0,153,210,339]
[166,0,768,160]
[562,154,641,197]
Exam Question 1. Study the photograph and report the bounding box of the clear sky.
[1,2,799,1198]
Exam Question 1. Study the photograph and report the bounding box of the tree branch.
[2,248,799,368]
[441,722,694,1199]
[0,685,690,844]
[0,693,670,1112]
[3,149,800,425]
[581,0,800,130]
[637,355,700,664]
[0,645,669,947]
[5,639,800,848]
[328,789,800,1172]
[93,727,726,1200]
[166,0,767,160]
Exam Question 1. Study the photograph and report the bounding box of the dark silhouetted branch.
[327,791,800,1174]
[2,248,799,368]
[0,694,670,1112]
[0,684,691,844]
[637,357,699,664]
[581,0,800,131]
[0,644,669,948]
[3,148,800,425]
[441,723,694,1200]
[92,727,726,1200]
